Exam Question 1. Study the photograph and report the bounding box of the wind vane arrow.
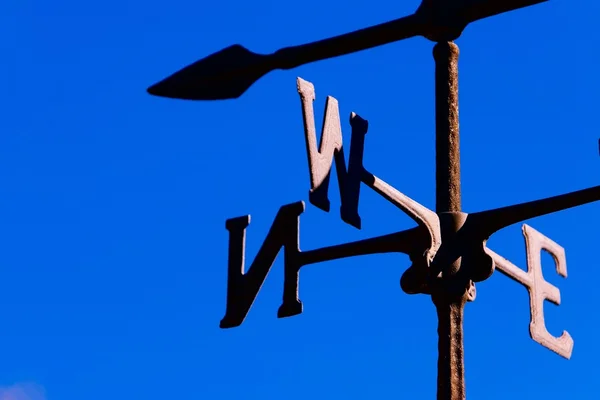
[146,0,547,101]
[146,14,421,101]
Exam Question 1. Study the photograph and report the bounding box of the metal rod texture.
[433,292,466,400]
[435,41,461,214]
[433,41,467,400]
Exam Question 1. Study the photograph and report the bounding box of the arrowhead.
[147,45,273,101]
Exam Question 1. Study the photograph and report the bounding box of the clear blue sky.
[2,1,599,399]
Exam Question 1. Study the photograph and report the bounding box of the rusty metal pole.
[432,41,467,400]
[434,41,461,214]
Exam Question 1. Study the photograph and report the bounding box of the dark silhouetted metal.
[147,0,548,101]
[146,1,597,399]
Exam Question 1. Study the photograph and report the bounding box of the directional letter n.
[220,202,305,329]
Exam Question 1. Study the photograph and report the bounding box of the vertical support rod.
[433,289,467,400]
[433,41,467,400]
[435,41,461,213]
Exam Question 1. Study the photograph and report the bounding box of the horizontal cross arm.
[467,185,600,240]
[298,226,429,267]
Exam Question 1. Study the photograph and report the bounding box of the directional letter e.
[523,225,574,359]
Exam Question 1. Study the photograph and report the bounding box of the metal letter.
[220,202,305,329]
[488,224,573,359]
[297,78,441,261]
[297,77,364,229]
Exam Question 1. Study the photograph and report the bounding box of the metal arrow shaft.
[275,15,422,70]
[146,0,549,100]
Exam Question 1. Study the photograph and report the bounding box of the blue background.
[2,0,599,399]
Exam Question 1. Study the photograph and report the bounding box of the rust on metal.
[431,41,468,400]
[434,42,461,215]
[433,291,467,400]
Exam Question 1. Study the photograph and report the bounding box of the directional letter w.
[297,77,367,229]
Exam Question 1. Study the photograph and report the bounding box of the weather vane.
[147,0,598,398]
